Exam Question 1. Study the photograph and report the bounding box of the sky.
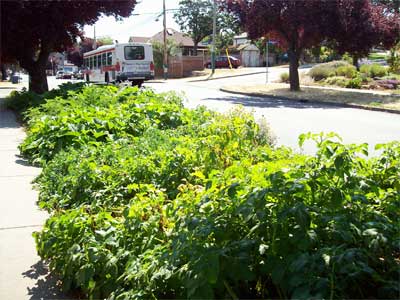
[83,0,181,43]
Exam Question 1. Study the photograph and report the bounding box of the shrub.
[324,76,349,87]
[5,82,87,117]
[345,76,362,89]
[360,63,388,78]
[309,66,336,81]
[336,65,357,78]
[309,61,351,81]
[280,72,289,83]
[388,42,400,74]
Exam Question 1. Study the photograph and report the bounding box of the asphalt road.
[144,72,400,154]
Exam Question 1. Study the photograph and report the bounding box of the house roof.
[237,43,259,51]
[129,28,206,48]
[129,36,151,43]
[234,32,248,39]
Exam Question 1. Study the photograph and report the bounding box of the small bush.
[324,76,349,87]
[336,65,357,78]
[309,61,351,81]
[345,76,362,89]
[5,82,87,117]
[309,66,336,81]
[280,72,289,83]
[360,64,388,78]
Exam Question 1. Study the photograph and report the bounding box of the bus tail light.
[150,61,154,71]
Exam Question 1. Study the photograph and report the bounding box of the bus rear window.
[124,46,145,60]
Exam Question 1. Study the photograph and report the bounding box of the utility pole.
[93,25,97,50]
[211,0,216,76]
[266,39,269,84]
[163,0,168,80]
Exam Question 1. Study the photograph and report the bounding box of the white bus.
[83,43,155,86]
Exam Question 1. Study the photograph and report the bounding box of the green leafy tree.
[174,0,213,56]
[97,36,114,45]
[174,0,240,55]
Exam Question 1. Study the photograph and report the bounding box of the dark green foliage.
[17,85,398,299]
[5,82,86,116]
[18,86,190,165]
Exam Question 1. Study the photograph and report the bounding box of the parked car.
[56,70,72,79]
[205,56,241,69]
[73,70,84,80]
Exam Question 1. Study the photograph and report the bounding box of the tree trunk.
[352,55,359,70]
[0,64,7,81]
[288,49,300,91]
[19,44,50,94]
[28,65,48,94]
[193,43,198,56]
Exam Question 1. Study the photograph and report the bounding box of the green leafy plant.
[345,76,362,89]
[336,65,357,78]
[360,63,388,78]
[15,84,398,300]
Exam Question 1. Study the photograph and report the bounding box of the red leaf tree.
[226,0,337,91]
[329,0,400,68]
[226,0,399,91]
[1,0,137,94]
[66,38,105,68]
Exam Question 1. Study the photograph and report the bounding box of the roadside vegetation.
[6,83,399,299]
[307,60,400,90]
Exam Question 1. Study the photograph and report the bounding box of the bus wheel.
[85,74,89,82]
[132,80,143,88]
[105,73,109,84]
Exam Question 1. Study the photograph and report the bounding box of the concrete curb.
[220,87,400,115]
[189,71,267,82]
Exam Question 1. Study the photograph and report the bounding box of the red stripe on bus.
[84,48,115,58]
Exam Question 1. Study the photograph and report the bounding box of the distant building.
[233,33,250,47]
[237,44,261,67]
[129,28,207,56]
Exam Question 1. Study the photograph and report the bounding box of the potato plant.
[7,84,398,299]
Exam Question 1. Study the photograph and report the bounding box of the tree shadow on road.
[203,94,343,110]
[22,260,70,300]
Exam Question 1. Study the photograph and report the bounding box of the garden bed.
[6,83,400,300]
[221,83,400,112]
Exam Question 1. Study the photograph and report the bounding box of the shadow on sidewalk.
[0,98,20,129]
[22,261,70,300]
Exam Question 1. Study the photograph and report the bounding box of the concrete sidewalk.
[0,90,66,299]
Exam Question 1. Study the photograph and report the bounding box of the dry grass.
[222,83,400,111]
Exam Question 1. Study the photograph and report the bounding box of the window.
[90,57,93,69]
[97,55,101,68]
[102,53,107,66]
[124,46,145,60]
[107,52,112,65]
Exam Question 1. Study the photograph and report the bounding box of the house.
[233,32,250,47]
[129,28,207,56]
[237,44,261,67]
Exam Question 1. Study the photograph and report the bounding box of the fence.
[155,55,204,78]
